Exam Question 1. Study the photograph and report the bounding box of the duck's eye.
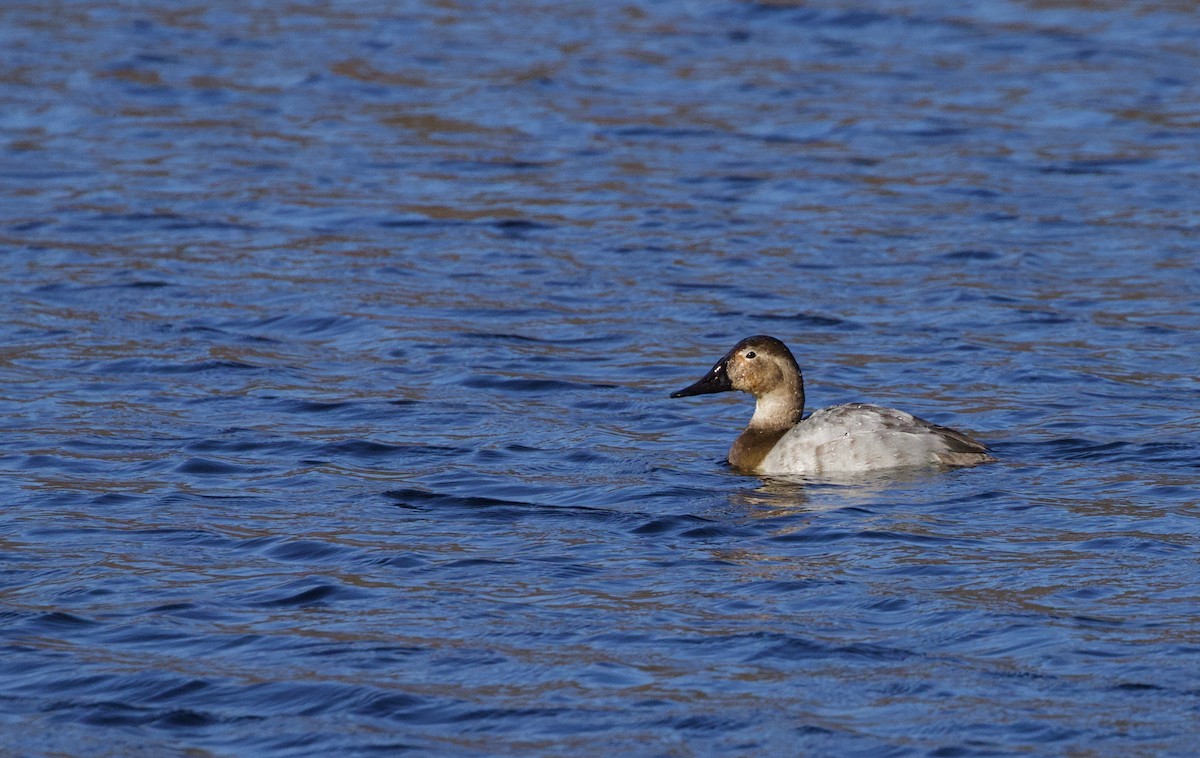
[745,351,756,359]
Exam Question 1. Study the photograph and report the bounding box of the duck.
[671,335,994,475]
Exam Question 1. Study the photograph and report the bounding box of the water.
[2,0,1198,754]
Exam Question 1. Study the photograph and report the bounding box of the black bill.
[670,359,733,398]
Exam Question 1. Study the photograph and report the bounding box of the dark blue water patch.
[18,454,105,473]
[154,708,220,728]
[372,553,430,569]
[751,311,855,328]
[903,125,972,139]
[458,331,620,345]
[526,556,603,579]
[1032,437,1164,463]
[96,626,195,648]
[943,249,1001,261]
[629,514,716,536]
[880,562,966,578]
[383,486,618,524]
[1039,164,1116,176]
[217,314,363,338]
[74,701,161,728]
[857,529,957,545]
[147,678,215,704]
[435,158,557,173]
[612,126,720,140]
[1112,682,1165,692]
[721,174,765,185]
[28,612,101,630]
[452,305,563,321]
[146,602,198,614]
[247,581,363,608]
[742,130,826,145]
[89,358,263,375]
[490,219,554,233]
[981,211,1020,222]
[1075,536,1189,555]
[179,324,285,344]
[439,557,519,570]
[611,244,673,255]
[35,679,256,730]
[739,2,821,20]
[944,187,1002,199]
[120,279,174,289]
[337,645,428,669]
[183,436,307,456]
[678,522,756,540]
[765,526,856,544]
[1141,483,1200,501]
[928,745,1005,758]
[385,486,478,511]
[74,213,257,233]
[652,711,756,733]
[433,704,572,728]
[865,596,913,613]
[461,375,618,393]
[273,398,356,413]
[8,219,49,232]
[559,449,618,466]
[694,629,915,664]
[175,457,257,475]
[256,539,361,564]
[313,439,464,461]
[814,35,864,58]
[336,740,429,754]
[91,211,185,224]
[746,579,827,596]
[355,691,428,719]
[668,279,741,293]
[678,173,763,186]
[378,217,468,229]
[1044,156,1156,176]
[54,585,117,603]
[1010,366,1081,385]
[1068,615,1125,630]
[827,9,892,27]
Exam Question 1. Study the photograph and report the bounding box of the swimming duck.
[671,335,994,475]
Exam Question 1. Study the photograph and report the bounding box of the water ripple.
[1,0,1198,755]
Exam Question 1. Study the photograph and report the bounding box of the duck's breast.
[757,403,954,475]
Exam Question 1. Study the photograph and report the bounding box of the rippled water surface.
[2,0,1199,754]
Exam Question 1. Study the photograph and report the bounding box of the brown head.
[671,335,806,430]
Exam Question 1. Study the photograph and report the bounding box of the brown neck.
[728,427,792,471]
[747,377,805,432]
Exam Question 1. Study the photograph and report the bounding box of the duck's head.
[670,335,802,400]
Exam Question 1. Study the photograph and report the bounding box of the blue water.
[2,1,1199,754]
